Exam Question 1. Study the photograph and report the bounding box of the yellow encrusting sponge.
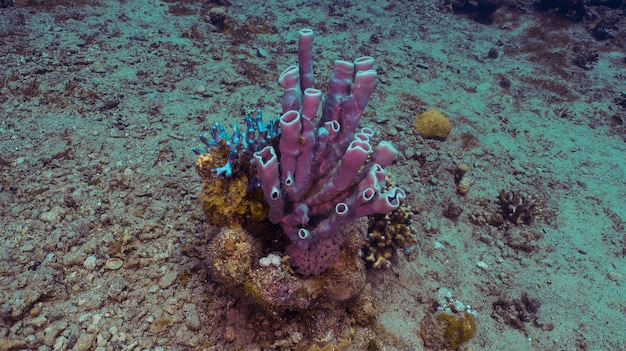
[414,108,452,139]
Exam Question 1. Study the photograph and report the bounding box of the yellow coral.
[414,108,451,139]
[196,148,268,227]
[364,205,417,268]
[420,311,477,351]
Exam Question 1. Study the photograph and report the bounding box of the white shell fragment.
[105,258,124,270]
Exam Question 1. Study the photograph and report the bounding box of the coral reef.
[454,163,473,195]
[206,220,368,312]
[492,292,542,333]
[414,108,452,139]
[347,283,379,327]
[196,29,406,276]
[196,28,407,347]
[193,109,280,177]
[206,226,255,286]
[420,311,477,351]
[205,222,370,348]
[364,204,417,268]
[194,110,282,228]
[419,288,478,350]
[196,143,268,228]
[498,189,541,225]
[253,29,405,275]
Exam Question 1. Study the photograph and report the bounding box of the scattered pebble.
[84,255,97,270]
[433,241,445,250]
[109,128,123,138]
[607,272,622,282]
[53,335,67,351]
[159,270,178,289]
[91,62,106,73]
[20,241,35,252]
[74,333,95,351]
[40,206,65,224]
[27,315,48,328]
[87,314,102,333]
[43,321,67,346]
[105,258,123,270]
[64,250,86,266]
[0,340,26,350]
[404,148,415,159]
[182,303,200,329]
[195,85,206,94]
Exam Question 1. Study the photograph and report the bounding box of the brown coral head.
[420,311,477,351]
[498,190,541,225]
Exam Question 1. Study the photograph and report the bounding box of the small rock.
[83,255,97,270]
[74,333,94,351]
[43,322,64,346]
[471,147,485,156]
[476,261,489,270]
[109,128,123,138]
[40,206,65,224]
[87,314,102,333]
[96,333,108,347]
[63,250,86,266]
[105,258,123,270]
[27,315,48,328]
[78,313,92,323]
[0,340,26,350]
[182,303,200,329]
[208,6,226,28]
[53,335,67,351]
[159,271,178,289]
[404,148,415,159]
[607,272,622,282]
[91,63,106,73]
[375,114,389,123]
[195,85,206,94]
[20,241,35,252]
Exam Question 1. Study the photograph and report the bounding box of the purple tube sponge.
[251,29,406,275]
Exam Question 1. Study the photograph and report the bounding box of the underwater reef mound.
[194,28,416,348]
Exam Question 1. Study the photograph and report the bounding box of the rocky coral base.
[204,220,379,348]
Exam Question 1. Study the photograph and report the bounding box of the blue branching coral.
[193,110,280,177]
